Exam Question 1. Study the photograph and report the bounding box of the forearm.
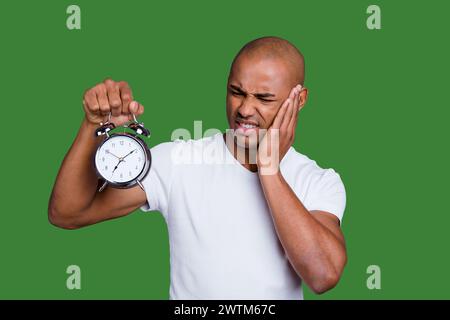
[49,118,104,220]
[258,171,346,293]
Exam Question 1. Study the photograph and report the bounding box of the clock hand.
[110,149,136,177]
[111,159,124,176]
[106,150,121,160]
[122,149,137,160]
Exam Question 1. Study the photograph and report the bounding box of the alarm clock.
[94,113,151,192]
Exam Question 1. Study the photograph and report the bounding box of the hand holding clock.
[83,78,145,126]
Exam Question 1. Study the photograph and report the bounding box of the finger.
[128,101,144,121]
[293,86,300,110]
[288,86,297,100]
[84,91,100,116]
[288,99,300,132]
[281,98,295,130]
[136,103,145,116]
[272,98,291,129]
[287,87,300,129]
[95,85,110,116]
[129,100,139,114]
[118,81,133,114]
[278,86,298,128]
[105,79,121,117]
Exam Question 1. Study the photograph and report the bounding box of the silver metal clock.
[94,113,151,192]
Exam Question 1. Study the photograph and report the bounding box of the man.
[48,36,347,299]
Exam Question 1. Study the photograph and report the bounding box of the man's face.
[226,54,294,148]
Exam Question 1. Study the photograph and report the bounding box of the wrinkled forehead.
[228,55,294,95]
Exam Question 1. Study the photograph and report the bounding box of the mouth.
[235,119,259,136]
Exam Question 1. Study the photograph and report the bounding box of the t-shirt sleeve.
[304,169,347,223]
[139,141,175,220]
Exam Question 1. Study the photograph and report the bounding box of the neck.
[223,132,258,172]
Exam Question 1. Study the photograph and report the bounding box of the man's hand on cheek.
[257,84,303,175]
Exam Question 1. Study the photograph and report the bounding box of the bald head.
[225,37,309,149]
[230,36,305,85]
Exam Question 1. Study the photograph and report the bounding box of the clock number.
[112,143,115,148]
[120,141,124,146]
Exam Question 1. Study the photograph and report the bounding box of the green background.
[0,0,448,299]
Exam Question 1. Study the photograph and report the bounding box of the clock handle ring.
[100,112,112,126]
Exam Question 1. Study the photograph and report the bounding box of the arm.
[48,79,146,229]
[259,172,347,294]
[257,85,346,294]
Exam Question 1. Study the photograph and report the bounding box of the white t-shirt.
[140,133,346,300]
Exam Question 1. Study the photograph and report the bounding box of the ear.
[298,87,308,111]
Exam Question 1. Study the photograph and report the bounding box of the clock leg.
[137,179,146,192]
[98,180,108,192]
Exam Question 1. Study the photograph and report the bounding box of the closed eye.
[229,88,245,97]
[228,85,276,102]
[231,90,244,96]
[257,97,276,102]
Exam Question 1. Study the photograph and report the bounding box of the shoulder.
[282,147,345,193]
[283,147,347,221]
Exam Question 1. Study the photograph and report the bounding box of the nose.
[237,96,257,118]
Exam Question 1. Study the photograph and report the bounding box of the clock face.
[95,135,147,184]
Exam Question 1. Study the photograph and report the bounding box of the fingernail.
[130,101,137,110]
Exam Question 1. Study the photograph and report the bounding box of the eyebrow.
[229,84,276,99]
